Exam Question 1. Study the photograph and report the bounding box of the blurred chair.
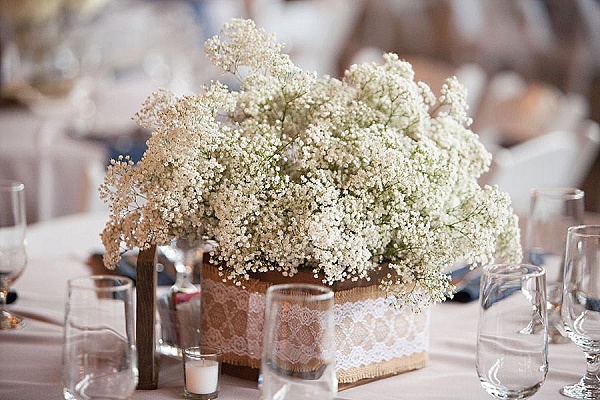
[483,121,600,215]
[80,161,109,215]
[472,71,562,148]
[454,62,488,117]
[0,108,107,223]
[250,0,362,77]
[546,92,590,133]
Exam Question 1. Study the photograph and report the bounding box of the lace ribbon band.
[200,264,429,384]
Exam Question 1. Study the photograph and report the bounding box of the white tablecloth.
[0,212,587,399]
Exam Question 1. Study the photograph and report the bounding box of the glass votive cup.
[183,346,222,399]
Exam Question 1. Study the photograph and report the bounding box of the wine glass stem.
[583,351,600,385]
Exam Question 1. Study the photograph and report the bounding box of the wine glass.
[525,187,584,344]
[0,180,27,330]
[476,263,548,399]
[561,225,600,399]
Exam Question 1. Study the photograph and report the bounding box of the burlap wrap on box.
[200,264,429,386]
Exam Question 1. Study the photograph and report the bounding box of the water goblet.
[476,263,548,399]
[0,180,27,330]
[525,187,584,344]
[561,225,600,399]
[260,283,337,400]
[62,275,137,400]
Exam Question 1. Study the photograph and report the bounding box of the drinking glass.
[525,187,584,344]
[0,180,27,330]
[62,275,137,400]
[561,225,600,399]
[476,263,548,399]
[157,238,204,358]
[260,283,337,400]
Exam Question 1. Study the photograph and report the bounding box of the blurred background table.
[1,0,599,223]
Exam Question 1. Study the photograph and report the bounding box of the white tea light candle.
[185,359,219,394]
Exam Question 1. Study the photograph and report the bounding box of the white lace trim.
[334,296,429,370]
[201,277,429,372]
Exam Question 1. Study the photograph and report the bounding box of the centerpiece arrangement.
[100,18,521,388]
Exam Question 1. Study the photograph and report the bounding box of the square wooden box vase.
[135,247,430,390]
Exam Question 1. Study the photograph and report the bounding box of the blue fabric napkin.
[447,265,481,303]
[114,256,176,286]
[7,291,17,304]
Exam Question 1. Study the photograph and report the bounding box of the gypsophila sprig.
[100,18,521,311]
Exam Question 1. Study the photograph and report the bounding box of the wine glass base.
[481,381,542,399]
[561,380,600,399]
[0,310,26,330]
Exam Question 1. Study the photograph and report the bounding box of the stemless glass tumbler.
[476,263,548,399]
[525,187,584,344]
[62,275,137,400]
[260,283,337,400]
[0,180,27,330]
[561,225,600,399]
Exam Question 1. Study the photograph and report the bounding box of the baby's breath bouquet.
[101,18,521,310]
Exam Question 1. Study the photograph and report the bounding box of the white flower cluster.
[100,18,521,310]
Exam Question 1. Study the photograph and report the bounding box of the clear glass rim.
[67,274,133,292]
[568,224,600,237]
[531,187,584,200]
[483,263,545,278]
[184,346,222,358]
[0,180,25,192]
[266,283,333,301]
